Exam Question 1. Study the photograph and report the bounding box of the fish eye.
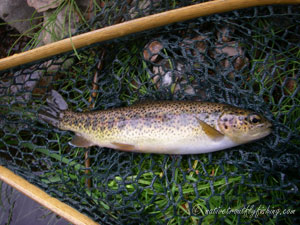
[249,115,261,124]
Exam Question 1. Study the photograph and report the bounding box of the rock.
[0,68,42,103]
[76,0,94,14]
[143,40,164,62]
[217,26,235,43]
[36,4,78,72]
[213,41,249,79]
[129,0,160,18]
[0,0,42,34]
[0,182,69,225]
[152,59,184,89]
[181,35,208,55]
[151,59,203,97]
[27,0,63,13]
[40,4,80,45]
[284,77,297,95]
[27,0,92,13]
[214,42,243,57]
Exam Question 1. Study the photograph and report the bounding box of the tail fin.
[38,90,68,127]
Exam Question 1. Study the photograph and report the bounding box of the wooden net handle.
[0,166,99,225]
[0,0,299,71]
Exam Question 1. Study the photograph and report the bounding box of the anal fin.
[69,135,94,148]
[111,142,135,151]
[195,117,224,141]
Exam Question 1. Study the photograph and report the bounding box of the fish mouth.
[261,127,272,137]
[248,122,272,140]
[253,124,272,139]
[264,122,273,135]
[266,121,272,129]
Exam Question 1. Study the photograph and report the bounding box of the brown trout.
[38,90,272,154]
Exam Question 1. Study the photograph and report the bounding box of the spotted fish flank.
[38,90,272,154]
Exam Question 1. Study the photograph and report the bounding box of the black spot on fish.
[107,118,114,129]
[162,114,169,123]
[145,112,154,118]
[99,116,105,123]
[144,119,152,128]
[92,118,99,130]
[117,121,126,129]
[83,118,90,129]
[131,114,140,120]
[118,116,126,121]
[99,126,105,132]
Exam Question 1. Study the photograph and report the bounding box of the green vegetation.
[247,18,300,137]
[0,5,298,225]
[7,0,103,56]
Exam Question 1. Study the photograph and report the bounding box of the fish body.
[39,91,272,154]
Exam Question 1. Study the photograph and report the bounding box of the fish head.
[217,107,272,144]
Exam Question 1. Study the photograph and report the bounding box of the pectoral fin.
[69,135,94,148]
[112,142,135,151]
[195,118,224,141]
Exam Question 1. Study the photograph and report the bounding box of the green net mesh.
[0,1,299,224]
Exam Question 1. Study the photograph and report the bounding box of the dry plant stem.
[85,150,92,188]
[85,51,105,188]
[88,51,105,106]
[0,0,299,71]
[115,0,133,24]
[0,166,99,225]
[87,0,94,21]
